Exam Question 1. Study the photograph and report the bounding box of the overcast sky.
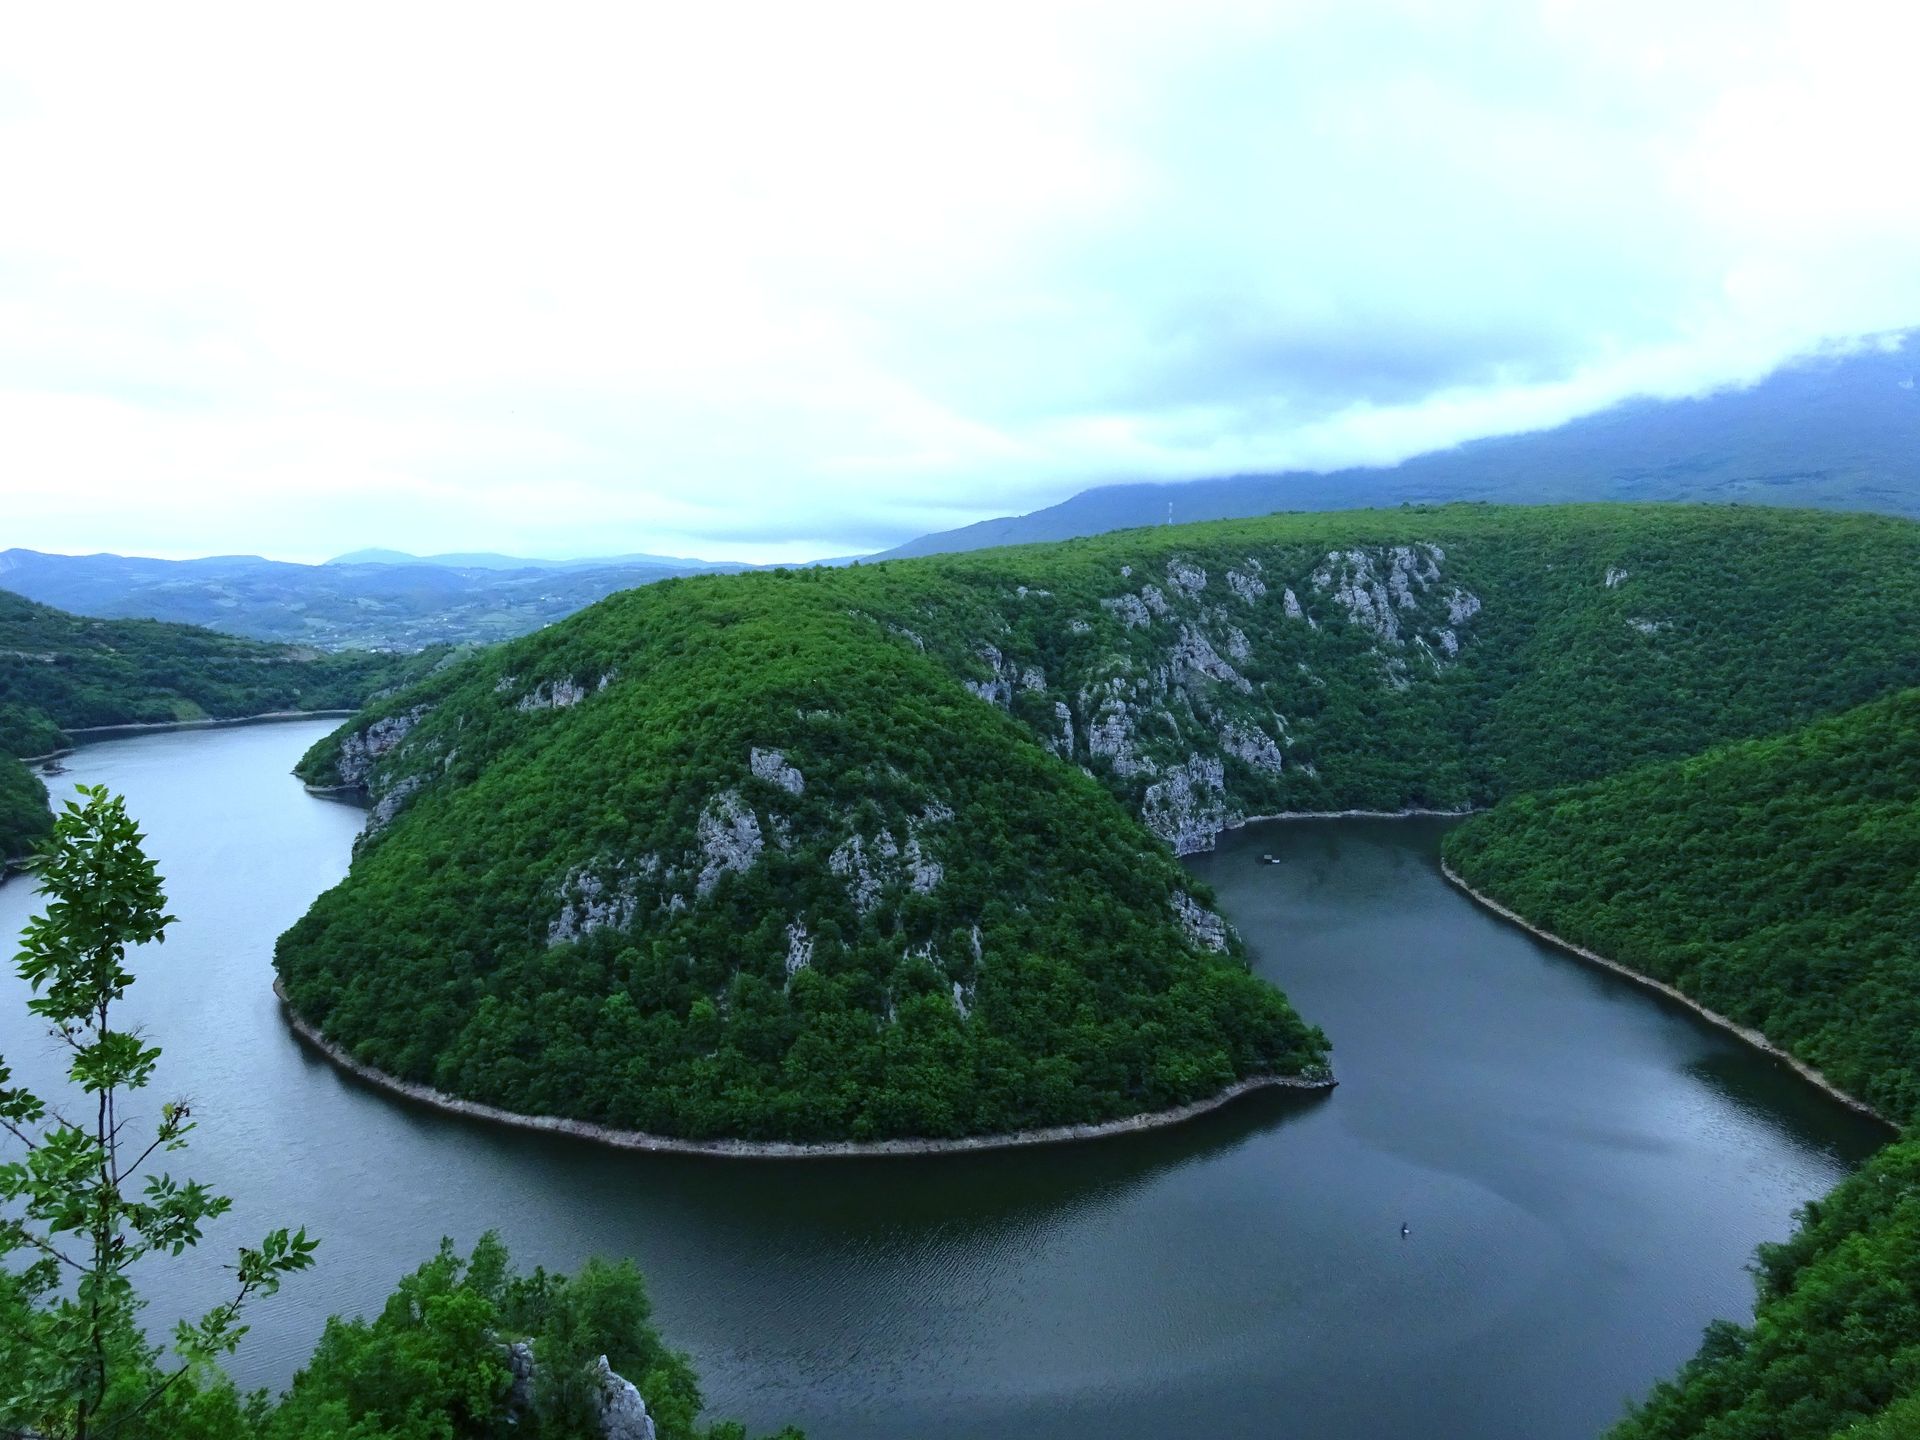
[5,1,1919,563]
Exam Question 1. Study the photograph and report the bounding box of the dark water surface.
[0,722,1887,1439]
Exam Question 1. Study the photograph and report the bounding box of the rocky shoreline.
[275,980,1335,1159]
[1440,862,1898,1131]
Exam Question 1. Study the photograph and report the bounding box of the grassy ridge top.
[1444,693,1920,1439]
[279,503,1920,1148]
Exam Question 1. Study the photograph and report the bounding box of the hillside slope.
[1444,689,1920,1124]
[1442,695,1920,1439]
[878,334,1920,559]
[0,547,744,650]
[0,755,50,867]
[278,581,1327,1144]
[0,589,443,756]
[279,504,1920,1146]
[0,589,442,865]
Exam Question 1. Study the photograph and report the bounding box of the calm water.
[0,721,1887,1439]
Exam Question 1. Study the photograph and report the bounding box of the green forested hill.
[277,503,1920,1148]
[1444,695,1920,1438]
[278,579,1328,1142]
[0,754,50,865]
[1444,690,1920,1124]
[0,588,445,864]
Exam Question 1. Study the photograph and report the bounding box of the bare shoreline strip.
[273,981,1335,1160]
[1440,862,1899,1131]
[1239,805,1475,825]
[1174,805,1477,857]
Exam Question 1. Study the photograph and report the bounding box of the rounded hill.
[278,503,1920,1146]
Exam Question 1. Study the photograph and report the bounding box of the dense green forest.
[1444,689,1920,1125]
[261,1235,800,1439]
[1444,693,1920,1437]
[1,1230,800,1440]
[0,752,52,864]
[0,587,441,862]
[279,573,1328,1142]
[278,503,1920,1150]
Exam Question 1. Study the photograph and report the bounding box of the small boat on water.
[1258,853,1279,865]
[40,759,68,775]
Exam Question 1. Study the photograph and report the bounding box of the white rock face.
[1171,891,1231,951]
[1604,566,1630,588]
[1282,587,1310,624]
[1170,624,1253,693]
[905,834,943,894]
[1307,544,1479,666]
[548,858,656,945]
[785,920,813,976]
[1067,618,1093,635]
[1166,559,1208,597]
[696,790,763,896]
[750,746,806,795]
[1627,616,1668,635]
[830,829,899,915]
[1446,589,1481,625]
[1141,754,1231,854]
[1311,548,1411,643]
[1140,584,1171,617]
[964,644,1016,707]
[1227,567,1267,605]
[1222,625,1252,662]
[365,775,425,834]
[1083,687,1153,777]
[1049,700,1076,758]
[1019,665,1047,692]
[594,1355,658,1440]
[1101,593,1152,630]
[517,676,588,712]
[1220,720,1285,776]
[829,803,951,914]
[335,705,431,787]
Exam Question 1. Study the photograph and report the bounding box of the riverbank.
[1242,805,1476,825]
[1440,862,1898,1131]
[275,980,1335,1159]
[20,708,357,764]
[1175,805,1477,856]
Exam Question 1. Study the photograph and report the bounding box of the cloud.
[2,0,1918,561]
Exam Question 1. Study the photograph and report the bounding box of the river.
[0,720,1886,1439]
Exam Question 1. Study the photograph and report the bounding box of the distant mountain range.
[0,549,747,651]
[873,333,1920,559]
[325,547,736,572]
[9,332,1917,648]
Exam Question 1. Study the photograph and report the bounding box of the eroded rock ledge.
[276,981,1333,1159]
